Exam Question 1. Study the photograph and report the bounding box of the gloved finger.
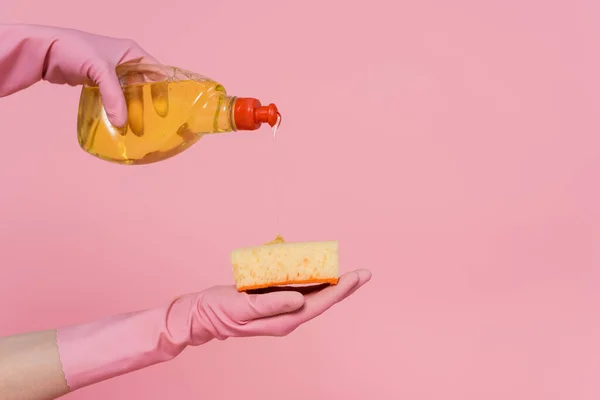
[133,62,170,118]
[89,64,129,128]
[119,44,159,65]
[119,51,168,88]
[117,59,147,137]
[305,269,372,301]
[287,269,366,320]
[118,57,168,135]
[150,81,169,117]
[247,269,371,336]
[233,290,305,323]
[123,82,144,136]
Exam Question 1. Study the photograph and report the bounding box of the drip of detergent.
[272,113,281,138]
[271,113,282,235]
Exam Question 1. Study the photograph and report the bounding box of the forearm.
[0,330,69,400]
[0,295,205,399]
[0,23,55,97]
[55,306,191,390]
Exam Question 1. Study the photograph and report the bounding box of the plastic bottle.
[77,63,280,165]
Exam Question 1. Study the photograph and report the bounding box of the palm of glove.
[178,269,371,345]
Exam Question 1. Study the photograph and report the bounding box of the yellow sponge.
[231,235,339,291]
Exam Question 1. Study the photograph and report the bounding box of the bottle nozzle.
[234,98,280,131]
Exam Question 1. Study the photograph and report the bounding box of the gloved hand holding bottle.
[0,23,157,128]
[1,23,283,166]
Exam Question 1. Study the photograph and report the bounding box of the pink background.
[2,0,600,398]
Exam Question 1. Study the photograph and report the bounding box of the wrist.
[0,23,57,96]
[56,297,200,391]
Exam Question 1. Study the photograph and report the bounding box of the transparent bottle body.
[77,63,236,165]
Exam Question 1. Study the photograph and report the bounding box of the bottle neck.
[212,95,238,133]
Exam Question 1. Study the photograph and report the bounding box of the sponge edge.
[231,238,339,292]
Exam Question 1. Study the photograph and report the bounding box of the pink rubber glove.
[57,269,371,390]
[0,23,156,127]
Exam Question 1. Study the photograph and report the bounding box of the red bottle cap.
[234,98,280,131]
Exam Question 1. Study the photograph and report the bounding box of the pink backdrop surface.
[2,0,600,399]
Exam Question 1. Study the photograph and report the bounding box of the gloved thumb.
[88,64,128,128]
[237,291,305,322]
